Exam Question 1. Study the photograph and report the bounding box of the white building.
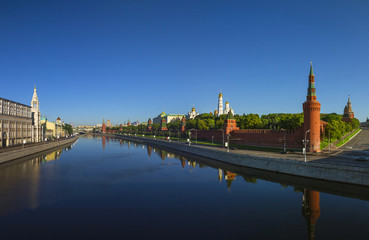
[217,92,234,116]
[187,106,199,119]
[0,86,41,147]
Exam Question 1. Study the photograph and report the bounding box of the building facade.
[0,87,41,147]
[153,112,185,124]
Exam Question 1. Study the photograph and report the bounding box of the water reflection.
[303,190,320,240]
[99,137,326,238]
[0,143,75,216]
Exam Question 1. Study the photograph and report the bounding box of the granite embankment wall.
[0,136,78,164]
[103,133,369,187]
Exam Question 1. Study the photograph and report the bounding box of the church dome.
[192,106,196,112]
[57,117,61,120]
[219,92,223,98]
[214,110,218,115]
[225,101,229,104]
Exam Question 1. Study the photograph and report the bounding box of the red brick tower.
[147,118,152,131]
[160,117,168,131]
[223,110,239,135]
[181,116,186,132]
[303,63,321,152]
[102,118,106,133]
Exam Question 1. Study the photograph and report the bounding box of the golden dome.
[57,117,61,120]
[214,110,218,115]
[225,101,229,104]
[219,92,223,98]
[192,107,196,112]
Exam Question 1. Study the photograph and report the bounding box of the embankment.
[97,133,369,187]
[0,136,79,164]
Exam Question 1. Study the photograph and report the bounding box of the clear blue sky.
[1,0,368,125]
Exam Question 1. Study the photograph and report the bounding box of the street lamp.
[303,129,310,162]
[281,128,286,153]
[226,133,231,152]
[188,130,191,146]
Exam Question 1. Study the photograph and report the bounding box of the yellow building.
[40,116,66,139]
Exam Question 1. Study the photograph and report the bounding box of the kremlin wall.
[194,63,323,152]
[100,63,358,153]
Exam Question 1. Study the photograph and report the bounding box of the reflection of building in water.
[224,171,237,189]
[102,136,106,151]
[302,189,320,240]
[181,157,186,168]
[218,169,223,183]
[44,149,63,162]
[147,146,152,157]
[160,150,166,161]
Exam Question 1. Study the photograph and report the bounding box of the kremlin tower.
[303,63,321,152]
[342,96,354,122]
[102,118,106,133]
[217,92,223,116]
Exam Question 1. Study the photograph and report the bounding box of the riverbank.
[95,133,369,187]
[0,136,79,164]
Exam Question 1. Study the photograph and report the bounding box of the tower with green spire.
[303,62,321,152]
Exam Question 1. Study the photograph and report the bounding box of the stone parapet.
[0,136,78,164]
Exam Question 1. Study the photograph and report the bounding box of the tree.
[63,123,73,135]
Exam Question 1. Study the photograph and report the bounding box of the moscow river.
[0,136,369,239]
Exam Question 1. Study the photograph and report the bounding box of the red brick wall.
[231,128,303,148]
[196,128,304,149]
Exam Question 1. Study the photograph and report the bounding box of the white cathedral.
[217,91,234,116]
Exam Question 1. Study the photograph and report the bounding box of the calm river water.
[0,136,368,239]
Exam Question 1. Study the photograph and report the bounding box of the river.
[0,135,368,239]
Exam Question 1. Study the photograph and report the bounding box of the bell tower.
[303,63,321,152]
[31,85,41,142]
[217,91,223,116]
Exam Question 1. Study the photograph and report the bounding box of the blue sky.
[1,0,368,125]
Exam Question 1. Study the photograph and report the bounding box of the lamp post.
[281,128,286,153]
[226,133,230,152]
[212,136,214,145]
[188,131,191,146]
[303,129,310,162]
[219,129,224,147]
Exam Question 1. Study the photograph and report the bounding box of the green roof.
[309,62,314,76]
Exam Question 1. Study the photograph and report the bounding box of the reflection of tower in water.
[302,189,320,240]
[224,171,237,189]
[180,157,186,168]
[147,146,152,157]
[102,136,106,151]
[218,169,223,183]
